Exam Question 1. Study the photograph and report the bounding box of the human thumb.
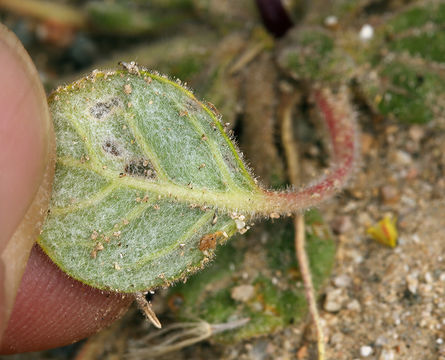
[0,23,55,339]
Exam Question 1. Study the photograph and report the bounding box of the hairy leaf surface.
[39,68,259,292]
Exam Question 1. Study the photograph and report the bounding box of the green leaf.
[167,210,336,342]
[362,61,445,124]
[39,68,259,292]
[278,2,445,124]
[359,2,445,123]
[39,66,358,293]
[278,27,355,84]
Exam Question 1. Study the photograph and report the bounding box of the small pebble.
[347,299,361,312]
[330,332,343,344]
[331,216,353,234]
[231,284,255,303]
[409,126,425,142]
[359,24,374,41]
[380,185,400,205]
[333,274,352,288]
[324,288,344,312]
[249,339,268,360]
[406,273,419,294]
[324,15,338,27]
[393,150,412,165]
[360,345,373,357]
[379,349,395,360]
[357,212,373,227]
[375,335,389,346]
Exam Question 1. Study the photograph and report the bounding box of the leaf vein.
[124,111,171,182]
[128,210,215,271]
[63,113,101,165]
[183,107,238,190]
[51,182,117,215]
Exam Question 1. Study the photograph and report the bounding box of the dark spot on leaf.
[125,159,157,179]
[90,97,121,120]
[102,140,121,156]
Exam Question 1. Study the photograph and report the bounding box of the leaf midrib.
[57,156,265,213]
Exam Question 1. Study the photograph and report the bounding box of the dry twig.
[280,90,326,360]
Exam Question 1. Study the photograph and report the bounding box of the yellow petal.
[367,215,398,248]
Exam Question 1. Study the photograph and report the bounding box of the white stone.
[334,274,352,288]
[379,349,395,360]
[324,288,344,312]
[359,24,374,41]
[231,284,255,303]
[360,345,373,357]
[325,15,338,26]
[375,335,388,346]
[406,273,419,294]
[394,150,412,165]
[347,299,361,312]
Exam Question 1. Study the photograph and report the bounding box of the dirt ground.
[319,120,445,360]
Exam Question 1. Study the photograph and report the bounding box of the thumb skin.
[0,24,133,353]
[0,22,54,340]
[0,245,133,354]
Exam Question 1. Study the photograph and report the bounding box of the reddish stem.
[264,87,358,214]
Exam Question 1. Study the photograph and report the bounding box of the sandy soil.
[211,118,445,360]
